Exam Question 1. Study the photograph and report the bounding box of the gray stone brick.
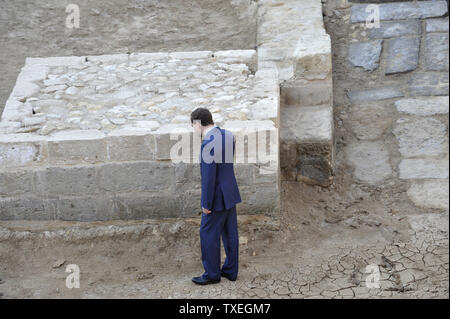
[408,72,449,96]
[399,158,449,179]
[425,34,449,71]
[98,161,174,193]
[155,131,193,162]
[395,97,449,116]
[393,117,448,158]
[56,196,118,221]
[238,184,279,216]
[386,37,420,74]
[114,192,181,219]
[0,142,46,168]
[175,162,201,184]
[0,196,56,220]
[281,79,333,107]
[348,40,383,71]
[0,170,33,197]
[369,20,421,39]
[234,164,255,186]
[48,138,107,165]
[426,17,449,33]
[346,141,392,184]
[347,86,404,103]
[107,133,155,162]
[35,166,98,196]
[351,1,448,23]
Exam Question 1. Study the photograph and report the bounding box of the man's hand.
[202,207,212,214]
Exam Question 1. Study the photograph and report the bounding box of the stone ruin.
[0,0,334,221]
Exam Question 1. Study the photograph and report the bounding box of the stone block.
[35,166,98,196]
[281,105,333,143]
[348,103,392,140]
[175,162,201,192]
[385,37,420,74]
[113,192,182,219]
[426,17,449,33]
[348,86,404,103]
[0,135,47,169]
[368,20,421,39]
[55,196,119,221]
[407,180,449,210]
[48,130,107,165]
[297,142,334,187]
[0,170,33,197]
[395,97,449,116]
[0,196,56,220]
[238,184,279,216]
[348,40,383,71]
[281,79,333,107]
[294,44,332,80]
[234,164,255,186]
[393,117,448,158]
[154,126,193,162]
[346,141,392,184]
[351,1,448,23]
[399,158,449,179]
[408,72,449,96]
[425,33,449,71]
[107,129,155,162]
[98,162,174,193]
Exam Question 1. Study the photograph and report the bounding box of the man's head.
[191,107,214,134]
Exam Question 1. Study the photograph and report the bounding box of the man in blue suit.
[190,108,242,285]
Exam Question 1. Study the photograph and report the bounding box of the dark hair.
[190,107,214,126]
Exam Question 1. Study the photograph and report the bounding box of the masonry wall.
[0,50,280,221]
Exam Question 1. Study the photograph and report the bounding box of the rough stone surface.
[407,180,449,210]
[424,34,449,71]
[393,117,448,158]
[348,40,383,71]
[395,97,449,116]
[399,159,449,180]
[369,20,421,39]
[0,51,278,135]
[281,105,333,142]
[426,17,449,33]
[351,1,448,23]
[348,103,392,140]
[385,37,420,74]
[347,87,404,103]
[346,141,392,184]
[408,73,449,96]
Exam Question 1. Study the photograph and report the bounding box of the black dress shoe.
[192,276,221,285]
[221,272,237,281]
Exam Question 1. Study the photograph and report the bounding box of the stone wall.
[1,0,334,220]
[328,0,449,210]
[0,50,280,221]
[257,0,335,186]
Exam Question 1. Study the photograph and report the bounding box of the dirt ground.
[0,168,447,298]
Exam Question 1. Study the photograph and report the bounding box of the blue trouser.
[200,205,239,281]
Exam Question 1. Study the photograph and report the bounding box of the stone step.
[279,104,334,186]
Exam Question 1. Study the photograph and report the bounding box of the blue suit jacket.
[200,126,242,212]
